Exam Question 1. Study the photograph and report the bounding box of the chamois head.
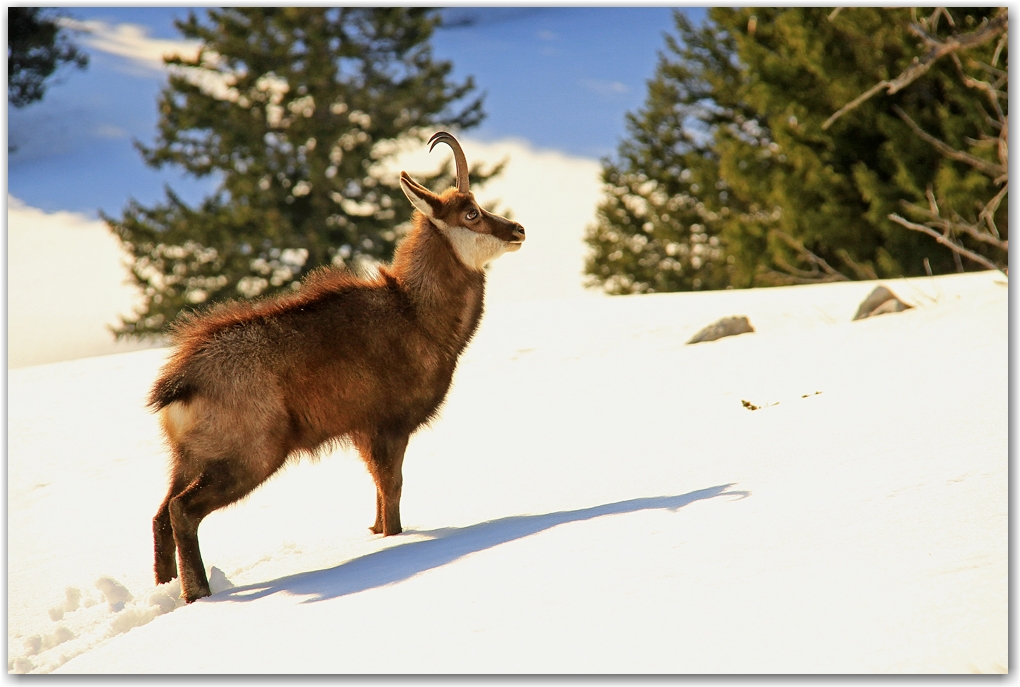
[399,132,525,271]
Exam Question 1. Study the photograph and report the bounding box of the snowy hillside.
[8,271,1007,673]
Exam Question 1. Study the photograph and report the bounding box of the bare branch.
[956,215,1008,251]
[992,33,1007,67]
[907,10,1007,57]
[965,135,1000,149]
[889,212,1001,271]
[921,7,955,34]
[835,249,879,280]
[914,203,1008,251]
[828,8,842,21]
[822,80,891,130]
[996,115,1008,172]
[979,184,1008,240]
[772,255,831,283]
[770,230,850,282]
[966,57,1007,81]
[953,58,1007,122]
[892,106,1006,178]
[925,184,940,216]
[976,102,1005,131]
[903,187,1008,251]
[757,266,837,286]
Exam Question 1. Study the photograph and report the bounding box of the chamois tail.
[148,367,194,411]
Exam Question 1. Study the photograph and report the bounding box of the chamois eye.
[465,208,479,221]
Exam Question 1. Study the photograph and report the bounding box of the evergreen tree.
[8,7,88,108]
[106,8,492,337]
[585,12,751,293]
[586,8,1006,293]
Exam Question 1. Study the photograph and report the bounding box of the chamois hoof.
[183,588,211,604]
[154,571,178,586]
[154,559,179,586]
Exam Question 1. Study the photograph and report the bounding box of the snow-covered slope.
[8,271,1007,673]
[6,197,155,368]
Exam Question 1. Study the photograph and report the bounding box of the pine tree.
[105,8,492,337]
[586,8,1006,293]
[584,13,736,294]
[8,7,88,108]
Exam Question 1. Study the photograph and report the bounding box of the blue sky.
[8,7,704,218]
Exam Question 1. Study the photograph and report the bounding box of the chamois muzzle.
[486,214,525,250]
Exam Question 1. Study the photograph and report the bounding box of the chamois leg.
[153,471,189,585]
[169,459,272,602]
[371,490,384,535]
[362,431,409,536]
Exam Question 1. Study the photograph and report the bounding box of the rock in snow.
[686,315,755,344]
[852,285,913,320]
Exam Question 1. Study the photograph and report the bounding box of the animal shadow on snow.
[212,483,749,605]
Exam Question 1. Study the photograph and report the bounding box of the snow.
[7,269,1007,674]
[7,196,155,369]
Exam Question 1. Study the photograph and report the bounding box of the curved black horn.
[428,131,470,193]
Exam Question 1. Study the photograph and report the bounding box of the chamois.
[149,132,525,602]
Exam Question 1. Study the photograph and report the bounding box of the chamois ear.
[399,171,442,220]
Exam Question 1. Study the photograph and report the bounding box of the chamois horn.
[428,131,470,193]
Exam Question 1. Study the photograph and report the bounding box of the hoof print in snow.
[853,286,912,321]
[95,577,133,613]
[688,316,754,344]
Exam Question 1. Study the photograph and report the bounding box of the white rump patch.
[161,400,198,441]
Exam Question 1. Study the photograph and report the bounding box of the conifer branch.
[823,8,1007,130]
[823,8,1009,276]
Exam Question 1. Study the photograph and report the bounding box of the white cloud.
[59,18,199,73]
[59,18,242,103]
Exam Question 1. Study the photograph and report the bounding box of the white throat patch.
[436,222,513,272]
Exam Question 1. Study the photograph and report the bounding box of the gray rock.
[853,285,913,321]
[687,316,755,344]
